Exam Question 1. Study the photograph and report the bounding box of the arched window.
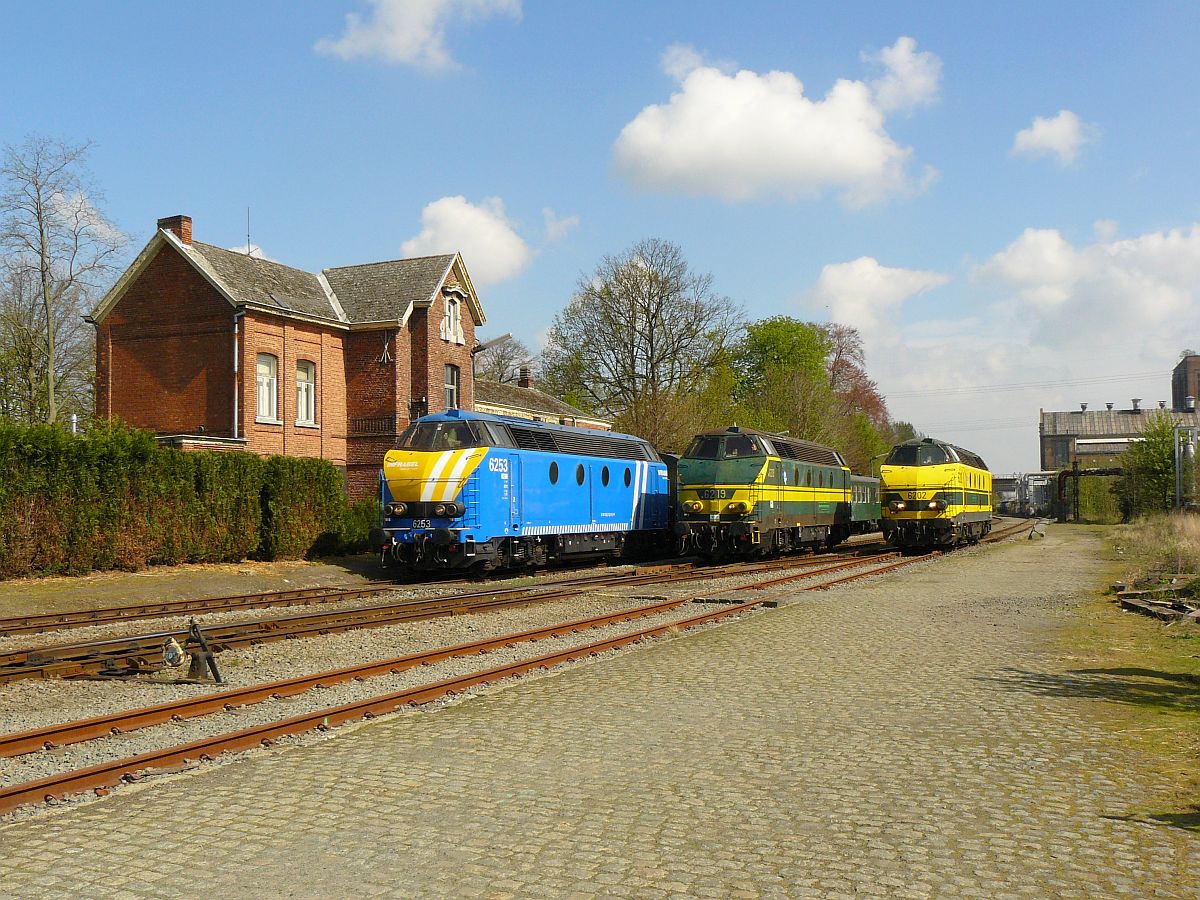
[296,360,316,425]
[440,291,465,344]
[256,354,278,422]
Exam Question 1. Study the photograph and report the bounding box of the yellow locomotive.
[879,437,992,550]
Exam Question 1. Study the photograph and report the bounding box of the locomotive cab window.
[398,421,484,451]
[722,434,761,459]
[684,436,721,459]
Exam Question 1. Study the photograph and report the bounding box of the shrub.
[0,420,366,578]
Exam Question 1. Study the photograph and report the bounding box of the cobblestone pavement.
[1,529,1197,897]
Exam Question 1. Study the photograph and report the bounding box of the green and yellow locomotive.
[879,437,992,550]
[675,426,880,558]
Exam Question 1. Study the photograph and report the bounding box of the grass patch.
[1065,516,1200,829]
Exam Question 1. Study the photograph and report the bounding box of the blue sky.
[4,1,1199,471]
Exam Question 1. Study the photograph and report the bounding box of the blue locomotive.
[378,410,671,574]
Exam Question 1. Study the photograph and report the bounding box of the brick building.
[88,215,484,499]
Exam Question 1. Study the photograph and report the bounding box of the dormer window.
[439,290,465,344]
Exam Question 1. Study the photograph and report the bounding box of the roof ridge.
[190,240,318,278]
[323,252,457,273]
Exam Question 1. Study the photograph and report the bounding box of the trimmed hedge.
[0,420,370,578]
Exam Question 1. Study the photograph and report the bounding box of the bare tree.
[473,334,532,384]
[0,136,125,423]
[540,238,742,447]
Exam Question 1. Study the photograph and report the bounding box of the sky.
[3,1,1199,473]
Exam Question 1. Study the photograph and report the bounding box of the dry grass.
[1110,512,1200,584]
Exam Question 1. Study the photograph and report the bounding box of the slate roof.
[323,255,456,324]
[474,379,601,421]
[1040,408,1200,437]
[186,242,339,321]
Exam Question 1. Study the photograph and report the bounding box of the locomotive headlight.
[888,500,907,512]
[682,500,703,513]
[386,502,407,517]
[725,501,749,514]
[433,503,447,516]
[927,499,947,511]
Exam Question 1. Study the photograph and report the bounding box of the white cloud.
[1011,109,1098,165]
[50,191,125,248]
[807,256,951,338]
[864,36,942,112]
[541,207,579,242]
[974,224,1200,342]
[401,195,531,287]
[314,0,521,71]
[612,37,940,207]
[833,222,1200,471]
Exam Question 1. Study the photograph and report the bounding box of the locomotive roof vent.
[727,425,740,433]
[1079,402,1088,412]
[1187,395,1197,412]
[1131,398,1142,412]
[1160,400,1167,409]
[1106,402,1114,410]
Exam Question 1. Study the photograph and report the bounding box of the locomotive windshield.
[885,443,949,466]
[398,421,485,451]
[684,434,765,460]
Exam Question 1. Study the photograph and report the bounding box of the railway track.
[0,521,1034,817]
[0,597,763,815]
[0,548,891,683]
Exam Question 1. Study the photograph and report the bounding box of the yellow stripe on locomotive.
[676,426,875,557]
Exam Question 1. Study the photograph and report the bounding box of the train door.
[490,452,521,531]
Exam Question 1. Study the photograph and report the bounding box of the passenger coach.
[377,410,670,574]
[879,437,992,549]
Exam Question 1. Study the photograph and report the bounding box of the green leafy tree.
[1114,411,1178,519]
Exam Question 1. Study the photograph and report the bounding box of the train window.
[918,445,947,466]
[398,421,483,451]
[576,463,585,485]
[722,435,760,459]
[549,461,559,485]
[792,463,799,484]
[602,466,610,486]
[805,469,812,487]
[685,436,721,459]
[624,467,631,487]
[819,471,824,488]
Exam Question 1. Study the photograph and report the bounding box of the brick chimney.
[157,215,192,245]
[518,366,534,389]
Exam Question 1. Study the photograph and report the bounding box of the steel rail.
[0,582,400,637]
[0,598,763,816]
[0,551,879,682]
[0,597,692,759]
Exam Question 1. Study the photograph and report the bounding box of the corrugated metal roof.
[1040,408,1200,437]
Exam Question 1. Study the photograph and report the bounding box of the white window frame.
[295,360,317,426]
[444,364,460,410]
[256,353,279,423]
[439,292,465,344]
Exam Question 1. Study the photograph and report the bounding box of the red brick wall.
[97,246,235,435]
[344,328,407,500]
[240,313,347,468]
